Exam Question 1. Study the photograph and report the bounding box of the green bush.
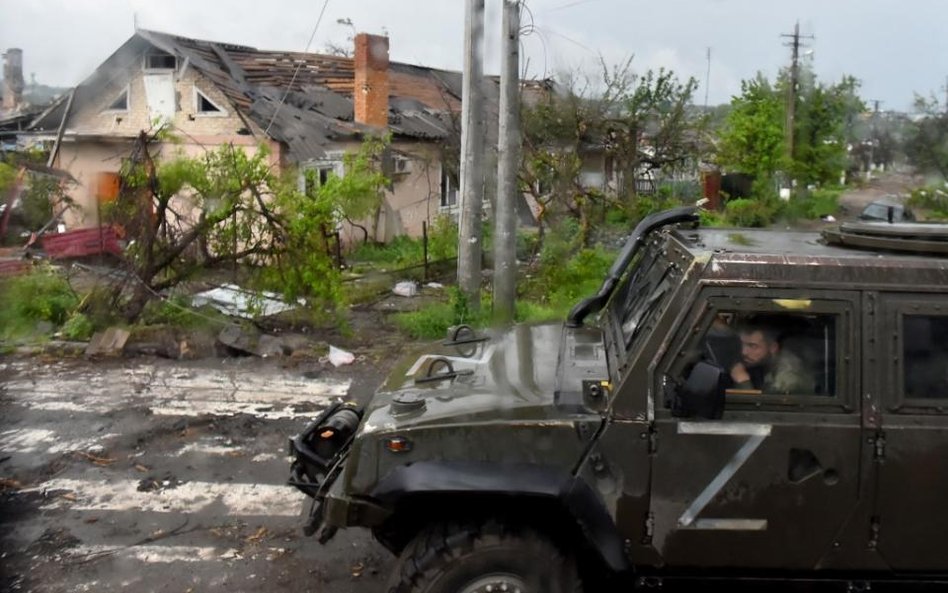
[782,187,842,221]
[627,193,686,225]
[523,243,614,319]
[0,267,79,340]
[907,186,948,219]
[699,209,728,227]
[725,198,777,227]
[427,214,458,262]
[61,312,95,341]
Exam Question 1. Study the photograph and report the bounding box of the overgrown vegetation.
[521,58,705,247]
[0,266,79,341]
[109,129,389,322]
[907,186,948,220]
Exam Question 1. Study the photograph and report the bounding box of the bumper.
[287,402,363,540]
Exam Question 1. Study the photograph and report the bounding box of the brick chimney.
[3,48,24,111]
[353,33,389,128]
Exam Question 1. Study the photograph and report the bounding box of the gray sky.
[3,0,945,111]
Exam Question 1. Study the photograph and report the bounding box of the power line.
[264,0,331,135]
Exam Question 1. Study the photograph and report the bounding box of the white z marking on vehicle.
[676,421,772,530]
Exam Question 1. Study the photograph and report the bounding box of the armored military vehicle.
[290,207,948,591]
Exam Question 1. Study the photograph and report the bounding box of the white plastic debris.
[821,215,837,222]
[425,282,444,289]
[328,345,355,367]
[393,281,418,297]
[191,284,298,318]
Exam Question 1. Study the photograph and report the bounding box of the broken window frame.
[301,155,345,195]
[102,84,130,113]
[192,87,227,117]
[143,51,177,71]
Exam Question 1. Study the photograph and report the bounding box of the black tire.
[387,521,582,593]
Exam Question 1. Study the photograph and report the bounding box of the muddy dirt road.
[0,356,395,593]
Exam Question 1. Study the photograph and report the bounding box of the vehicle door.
[646,288,864,569]
[873,294,948,570]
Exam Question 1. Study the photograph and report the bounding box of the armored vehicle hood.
[360,322,608,434]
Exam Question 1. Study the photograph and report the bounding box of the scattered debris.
[392,281,418,297]
[137,473,185,493]
[245,526,270,544]
[85,327,130,358]
[425,282,444,289]
[326,345,355,367]
[192,284,298,319]
[0,478,23,491]
[74,452,116,466]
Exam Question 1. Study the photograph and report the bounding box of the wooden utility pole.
[492,0,521,325]
[458,0,486,310]
[781,22,813,163]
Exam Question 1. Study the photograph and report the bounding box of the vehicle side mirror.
[670,361,726,419]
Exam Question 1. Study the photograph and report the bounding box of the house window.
[440,166,458,208]
[303,164,339,195]
[145,51,177,70]
[104,86,129,112]
[193,88,226,116]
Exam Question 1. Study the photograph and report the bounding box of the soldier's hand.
[731,362,750,385]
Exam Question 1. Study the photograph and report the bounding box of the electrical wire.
[264,0,331,135]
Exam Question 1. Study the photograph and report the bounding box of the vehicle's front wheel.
[387,522,581,593]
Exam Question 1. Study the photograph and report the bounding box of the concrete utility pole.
[704,47,711,109]
[781,22,813,164]
[492,0,521,325]
[458,0,486,311]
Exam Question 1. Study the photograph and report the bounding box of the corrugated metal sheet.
[41,227,122,259]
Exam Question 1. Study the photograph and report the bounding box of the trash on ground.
[392,281,418,297]
[425,282,444,289]
[327,345,355,367]
[192,284,298,318]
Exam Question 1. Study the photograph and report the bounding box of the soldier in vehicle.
[730,321,816,394]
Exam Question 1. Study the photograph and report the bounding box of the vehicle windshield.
[602,242,675,367]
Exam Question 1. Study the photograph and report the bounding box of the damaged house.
[25,28,537,243]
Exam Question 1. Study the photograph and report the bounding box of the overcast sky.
[3,0,945,111]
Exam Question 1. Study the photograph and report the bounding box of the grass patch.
[0,266,79,342]
[392,287,489,340]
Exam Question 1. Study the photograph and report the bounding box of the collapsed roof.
[27,30,560,162]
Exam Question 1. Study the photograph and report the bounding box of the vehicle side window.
[701,311,838,398]
[902,314,948,400]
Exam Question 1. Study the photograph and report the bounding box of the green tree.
[521,59,703,247]
[905,95,948,180]
[719,71,864,189]
[717,74,786,182]
[113,129,388,321]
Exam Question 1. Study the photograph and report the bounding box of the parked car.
[859,197,915,222]
[290,208,948,591]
